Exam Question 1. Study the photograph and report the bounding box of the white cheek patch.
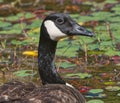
[44,20,67,41]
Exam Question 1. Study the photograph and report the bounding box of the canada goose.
[0,13,94,103]
[38,13,93,85]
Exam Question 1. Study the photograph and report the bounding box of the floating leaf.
[24,12,35,19]
[86,93,107,98]
[107,17,120,23]
[104,81,116,85]
[7,16,19,21]
[105,86,120,91]
[117,93,120,97]
[0,0,3,3]
[105,0,118,3]
[56,41,79,57]
[0,29,22,35]
[112,4,120,12]
[91,12,114,21]
[88,89,104,95]
[0,21,11,29]
[98,94,107,98]
[11,40,22,45]
[17,12,35,18]
[117,82,120,86]
[88,50,104,55]
[87,99,104,103]
[78,15,94,22]
[27,27,40,34]
[13,70,36,77]
[87,89,106,98]
[105,49,120,56]
[66,73,92,79]
[27,19,42,29]
[60,62,76,69]
[13,23,26,29]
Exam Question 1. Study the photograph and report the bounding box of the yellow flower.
[27,28,40,33]
[22,51,38,57]
[79,22,84,26]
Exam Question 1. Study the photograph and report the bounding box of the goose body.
[0,81,85,103]
[0,13,94,103]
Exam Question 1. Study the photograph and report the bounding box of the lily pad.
[104,81,116,85]
[13,70,36,77]
[0,21,11,29]
[66,73,92,79]
[105,0,118,3]
[91,11,114,21]
[60,62,76,69]
[0,29,22,35]
[17,12,35,19]
[26,19,42,29]
[88,89,104,95]
[0,0,3,3]
[87,99,104,103]
[7,16,19,21]
[112,4,120,12]
[86,93,107,98]
[117,82,120,86]
[117,93,120,97]
[56,41,79,57]
[86,89,106,98]
[105,86,120,91]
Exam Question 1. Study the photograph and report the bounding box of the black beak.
[69,23,94,37]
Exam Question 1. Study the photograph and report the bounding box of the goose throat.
[38,39,65,85]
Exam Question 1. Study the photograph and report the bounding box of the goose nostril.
[78,28,83,30]
[78,27,86,32]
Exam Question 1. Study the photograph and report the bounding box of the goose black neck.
[38,33,65,85]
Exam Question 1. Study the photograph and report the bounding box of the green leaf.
[26,19,42,29]
[13,23,26,29]
[7,16,19,21]
[56,40,79,57]
[11,40,22,45]
[13,70,36,77]
[105,86,120,91]
[112,4,120,12]
[105,0,118,3]
[87,99,104,103]
[66,73,92,79]
[60,62,76,69]
[107,17,120,23]
[24,12,35,19]
[0,0,3,3]
[88,50,104,55]
[91,12,114,21]
[117,82,120,86]
[105,49,120,56]
[0,29,22,35]
[0,21,11,28]
[88,89,104,94]
[104,81,116,85]
[117,93,120,97]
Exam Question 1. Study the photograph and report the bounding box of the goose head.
[40,13,94,41]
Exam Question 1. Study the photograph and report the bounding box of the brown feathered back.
[28,84,86,103]
[0,81,86,103]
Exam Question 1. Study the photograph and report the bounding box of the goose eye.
[56,18,64,24]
